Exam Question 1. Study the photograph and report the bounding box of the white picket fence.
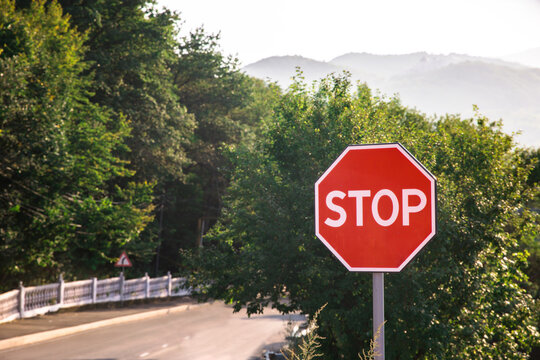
[0,272,190,324]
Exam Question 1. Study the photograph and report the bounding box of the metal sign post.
[373,273,385,360]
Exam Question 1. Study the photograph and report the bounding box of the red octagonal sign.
[315,143,436,272]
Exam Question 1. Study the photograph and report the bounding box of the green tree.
[174,29,261,220]
[155,73,280,273]
[59,0,195,184]
[187,75,538,359]
[0,0,154,289]
[57,1,277,274]
[56,0,196,275]
[154,31,281,271]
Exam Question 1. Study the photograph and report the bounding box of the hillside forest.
[0,1,538,359]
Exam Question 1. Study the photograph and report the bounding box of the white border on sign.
[314,143,437,272]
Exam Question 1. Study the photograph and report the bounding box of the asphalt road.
[0,301,304,360]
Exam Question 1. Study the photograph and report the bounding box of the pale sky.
[158,0,540,66]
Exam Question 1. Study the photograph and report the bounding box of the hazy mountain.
[242,56,345,86]
[331,52,520,78]
[243,52,540,147]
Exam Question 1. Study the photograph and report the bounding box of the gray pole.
[119,271,125,301]
[373,272,385,360]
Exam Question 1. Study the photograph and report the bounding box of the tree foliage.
[158,30,280,269]
[187,75,539,359]
[0,0,154,288]
[0,0,278,285]
[56,0,279,274]
[58,0,195,184]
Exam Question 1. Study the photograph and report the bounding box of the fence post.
[145,273,150,299]
[18,281,25,319]
[92,277,97,304]
[167,271,172,297]
[58,274,65,306]
[119,272,125,300]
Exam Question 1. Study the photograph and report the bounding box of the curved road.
[0,302,304,360]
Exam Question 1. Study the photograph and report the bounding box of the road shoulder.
[0,297,203,351]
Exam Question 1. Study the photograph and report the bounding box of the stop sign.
[315,143,436,272]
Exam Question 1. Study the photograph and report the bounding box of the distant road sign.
[115,251,132,267]
[315,143,437,272]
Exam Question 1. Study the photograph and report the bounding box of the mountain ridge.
[242,52,540,147]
